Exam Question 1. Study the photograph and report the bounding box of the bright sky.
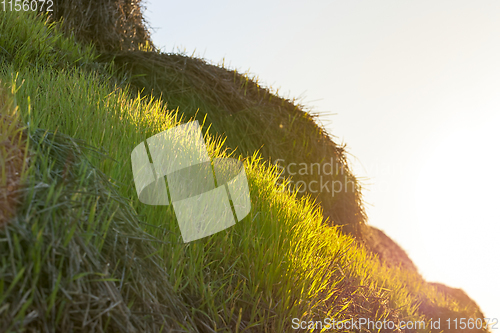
[145,0,500,324]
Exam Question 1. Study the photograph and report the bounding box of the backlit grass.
[0,10,489,332]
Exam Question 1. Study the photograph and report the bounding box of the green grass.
[98,50,367,238]
[0,10,489,332]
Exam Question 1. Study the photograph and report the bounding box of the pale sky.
[145,0,500,324]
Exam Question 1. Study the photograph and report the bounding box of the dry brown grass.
[0,84,29,227]
[364,226,418,271]
[47,0,154,52]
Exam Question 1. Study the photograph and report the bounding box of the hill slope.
[0,9,489,333]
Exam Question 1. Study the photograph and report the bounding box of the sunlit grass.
[0,9,489,332]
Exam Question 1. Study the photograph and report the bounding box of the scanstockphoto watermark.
[291,317,427,331]
[291,317,499,331]
[273,158,356,197]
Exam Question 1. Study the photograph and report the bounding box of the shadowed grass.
[0,11,96,69]
[0,81,198,331]
[0,9,490,333]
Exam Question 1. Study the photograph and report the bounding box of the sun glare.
[414,112,500,316]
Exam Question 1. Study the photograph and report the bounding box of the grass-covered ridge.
[0,10,489,332]
[98,50,368,239]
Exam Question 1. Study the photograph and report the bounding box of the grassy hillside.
[0,9,489,333]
